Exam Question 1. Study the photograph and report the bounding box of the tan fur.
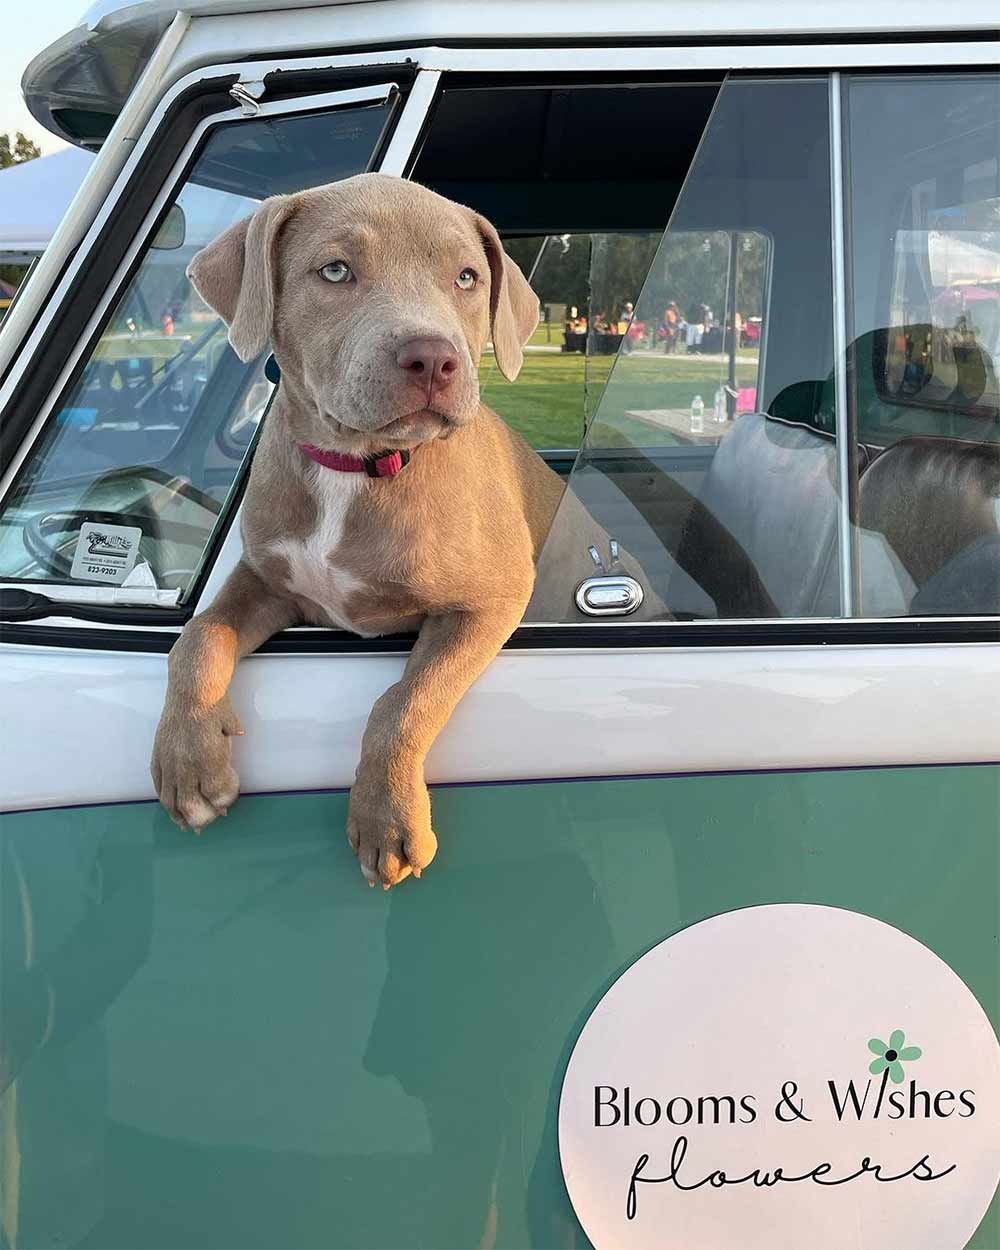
[152,175,570,887]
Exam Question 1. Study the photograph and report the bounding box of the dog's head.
[187,174,539,452]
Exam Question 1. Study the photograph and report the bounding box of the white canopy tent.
[0,147,94,262]
[0,146,256,270]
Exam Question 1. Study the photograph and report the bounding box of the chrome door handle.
[575,574,644,616]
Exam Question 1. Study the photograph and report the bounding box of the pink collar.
[298,443,411,478]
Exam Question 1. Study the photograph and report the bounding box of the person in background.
[619,302,637,352]
[686,303,705,353]
[662,300,680,354]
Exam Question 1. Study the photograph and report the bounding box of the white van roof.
[23,0,1000,148]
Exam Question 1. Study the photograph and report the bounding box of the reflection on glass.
[481,233,594,451]
[845,72,1000,617]
[482,227,767,461]
[527,77,839,623]
[0,99,395,600]
[585,230,767,452]
[885,220,1000,415]
[481,233,661,452]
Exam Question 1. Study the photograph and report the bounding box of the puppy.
[151,174,647,888]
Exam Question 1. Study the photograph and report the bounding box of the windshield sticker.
[70,521,143,585]
[559,904,1000,1250]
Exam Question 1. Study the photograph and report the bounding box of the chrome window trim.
[828,71,855,617]
[1,616,997,648]
[379,68,441,173]
[172,39,1000,84]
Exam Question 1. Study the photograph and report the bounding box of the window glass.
[479,232,661,452]
[480,233,591,451]
[844,73,1000,617]
[483,228,768,461]
[583,229,768,451]
[413,80,722,457]
[526,77,839,623]
[0,94,396,600]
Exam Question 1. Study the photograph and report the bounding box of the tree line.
[506,231,768,326]
[0,132,42,289]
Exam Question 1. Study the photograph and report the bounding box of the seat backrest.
[671,414,841,617]
[858,435,1000,613]
[911,534,1000,615]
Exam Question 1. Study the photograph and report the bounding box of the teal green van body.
[3,765,997,1248]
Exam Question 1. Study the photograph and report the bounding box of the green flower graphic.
[868,1030,922,1083]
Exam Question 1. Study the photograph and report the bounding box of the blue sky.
[0,0,88,153]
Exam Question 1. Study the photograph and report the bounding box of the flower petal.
[898,1046,922,1062]
[869,1057,888,1075]
[889,1060,905,1084]
[868,1038,887,1056]
[889,1029,906,1052]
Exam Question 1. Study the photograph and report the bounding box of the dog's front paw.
[151,696,243,833]
[347,759,438,889]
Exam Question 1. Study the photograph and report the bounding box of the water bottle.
[714,386,726,422]
[690,394,704,434]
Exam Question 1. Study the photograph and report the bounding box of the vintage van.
[0,2,998,1247]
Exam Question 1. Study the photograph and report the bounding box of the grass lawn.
[481,345,760,449]
[96,334,198,362]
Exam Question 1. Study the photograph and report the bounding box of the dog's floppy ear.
[186,194,297,362]
[474,214,540,381]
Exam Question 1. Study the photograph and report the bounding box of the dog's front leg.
[152,560,300,831]
[348,602,527,889]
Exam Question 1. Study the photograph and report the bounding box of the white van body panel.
[2,640,997,812]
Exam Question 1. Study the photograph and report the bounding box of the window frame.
[0,39,997,649]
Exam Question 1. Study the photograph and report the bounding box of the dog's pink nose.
[396,337,460,399]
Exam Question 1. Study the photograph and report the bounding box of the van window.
[0,92,397,600]
[524,70,999,624]
[413,80,722,455]
[478,231,664,451]
[845,73,1000,617]
[526,75,840,622]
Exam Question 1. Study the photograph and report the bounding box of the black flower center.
[885,1049,898,1062]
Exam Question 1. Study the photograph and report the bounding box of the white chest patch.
[272,466,368,632]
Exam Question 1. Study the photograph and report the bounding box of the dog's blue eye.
[320,260,353,284]
[456,268,477,290]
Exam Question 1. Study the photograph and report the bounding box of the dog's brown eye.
[319,260,353,284]
[456,268,478,290]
